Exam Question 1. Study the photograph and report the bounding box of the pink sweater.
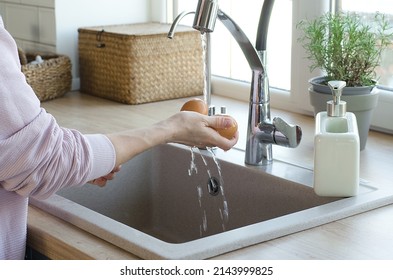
[0,18,116,259]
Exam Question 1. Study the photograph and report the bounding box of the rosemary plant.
[298,12,393,87]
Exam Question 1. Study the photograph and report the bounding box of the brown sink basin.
[31,143,393,259]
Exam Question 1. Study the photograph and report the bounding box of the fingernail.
[224,118,232,128]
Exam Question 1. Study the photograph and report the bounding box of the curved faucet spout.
[167,11,195,39]
[217,10,264,73]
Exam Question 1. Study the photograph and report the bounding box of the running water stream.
[201,33,210,106]
[187,33,228,236]
[188,146,229,237]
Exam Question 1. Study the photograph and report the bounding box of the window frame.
[166,0,393,133]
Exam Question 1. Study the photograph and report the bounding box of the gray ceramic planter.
[309,77,379,150]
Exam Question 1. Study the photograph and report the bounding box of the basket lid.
[78,22,196,36]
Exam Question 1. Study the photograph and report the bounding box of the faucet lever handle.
[273,117,302,148]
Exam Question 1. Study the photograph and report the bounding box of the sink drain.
[207,177,220,196]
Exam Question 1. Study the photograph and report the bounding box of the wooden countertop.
[28,91,393,259]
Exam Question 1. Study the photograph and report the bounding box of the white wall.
[55,0,151,89]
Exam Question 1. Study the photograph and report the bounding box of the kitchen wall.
[56,0,151,89]
[0,0,165,90]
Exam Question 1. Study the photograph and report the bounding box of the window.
[340,0,393,89]
[169,0,393,133]
[174,0,292,90]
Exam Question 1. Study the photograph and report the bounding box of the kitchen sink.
[30,143,393,259]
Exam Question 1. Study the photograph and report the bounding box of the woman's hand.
[106,111,239,168]
[90,112,238,187]
[165,111,239,151]
[88,165,121,187]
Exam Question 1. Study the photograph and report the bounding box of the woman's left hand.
[88,165,122,187]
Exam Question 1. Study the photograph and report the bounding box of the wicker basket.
[19,49,72,102]
[78,23,204,104]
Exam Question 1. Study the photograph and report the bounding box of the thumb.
[208,115,236,130]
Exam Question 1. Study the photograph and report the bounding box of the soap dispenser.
[314,81,360,197]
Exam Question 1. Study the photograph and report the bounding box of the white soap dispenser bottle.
[314,81,360,197]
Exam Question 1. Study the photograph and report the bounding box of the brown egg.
[180,98,208,115]
[215,115,238,140]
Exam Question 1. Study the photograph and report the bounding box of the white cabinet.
[7,5,40,41]
[3,0,19,4]
[1,0,53,6]
[38,7,55,45]
[21,0,54,8]
[0,0,55,52]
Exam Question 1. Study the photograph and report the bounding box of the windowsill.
[371,88,393,134]
[212,75,393,134]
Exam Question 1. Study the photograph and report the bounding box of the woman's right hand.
[106,111,239,168]
[164,111,239,151]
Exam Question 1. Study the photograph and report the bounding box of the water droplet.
[197,185,203,208]
[189,147,230,236]
[188,147,198,176]
[222,200,229,223]
[202,210,208,232]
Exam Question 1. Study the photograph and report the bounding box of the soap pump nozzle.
[327,80,347,117]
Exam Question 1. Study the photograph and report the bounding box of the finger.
[88,165,122,187]
[112,165,122,173]
[103,165,122,180]
[207,115,236,130]
[103,173,116,180]
[218,130,239,151]
[89,178,107,187]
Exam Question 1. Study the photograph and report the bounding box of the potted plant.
[297,11,393,149]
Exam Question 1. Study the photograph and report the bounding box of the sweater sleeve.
[0,18,116,199]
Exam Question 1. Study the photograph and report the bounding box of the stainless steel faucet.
[169,0,302,166]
